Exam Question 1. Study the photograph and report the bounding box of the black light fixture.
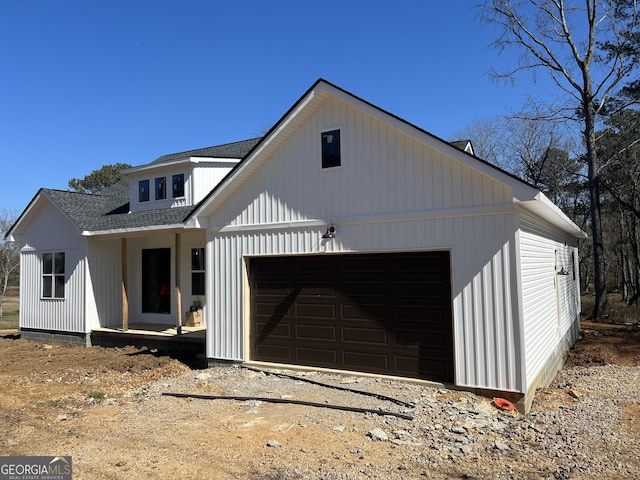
[322,225,336,239]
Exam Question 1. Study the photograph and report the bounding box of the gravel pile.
[120,362,640,479]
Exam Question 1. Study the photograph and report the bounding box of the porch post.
[175,233,182,335]
[121,238,128,331]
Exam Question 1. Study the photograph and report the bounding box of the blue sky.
[0,1,555,214]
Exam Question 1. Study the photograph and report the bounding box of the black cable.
[241,366,415,409]
[162,392,413,420]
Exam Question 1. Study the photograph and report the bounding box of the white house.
[7,79,586,412]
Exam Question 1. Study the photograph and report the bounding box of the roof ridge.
[152,137,263,164]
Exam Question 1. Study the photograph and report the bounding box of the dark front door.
[250,251,454,382]
[142,248,171,314]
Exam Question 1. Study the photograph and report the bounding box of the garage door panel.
[254,321,291,338]
[395,331,448,349]
[297,285,336,297]
[343,350,389,370]
[394,305,449,322]
[250,252,453,382]
[393,282,449,300]
[341,281,387,297]
[295,303,336,318]
[255,344,293,361]
[296,347,337,365]
[296,324,336,340]
[254,301,294,316]
[342,304,387,320]
[342,326,388,344]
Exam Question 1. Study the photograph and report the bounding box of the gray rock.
[460,444,474,455]
[494,440,510,451]
[266,440,281,448]
[451,426,467,435]
[367,428,389,442]
[392,430,413,439]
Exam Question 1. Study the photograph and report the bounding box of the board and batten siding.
[20,247,87,333]
[206,95,525,393]
[17,199,88,333]
[518,209,580,390]
[193,163,237,205]
[85,238,124,330]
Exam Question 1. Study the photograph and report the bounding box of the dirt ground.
[0,284,640,480]
[1,294,639,478]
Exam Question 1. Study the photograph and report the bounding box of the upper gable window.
[321,129,341,169]
[138,179,150,202]
[172,174,185,198]
[155,177,166,200]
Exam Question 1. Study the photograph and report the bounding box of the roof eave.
[81,223,189,237]
[6,189,83,241]
[518,193,587,239]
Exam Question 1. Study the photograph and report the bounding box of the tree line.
[468,0,640,319]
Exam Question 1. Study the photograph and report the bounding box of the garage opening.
[250,251,454,382]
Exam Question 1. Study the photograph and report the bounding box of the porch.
[91,323,206,356]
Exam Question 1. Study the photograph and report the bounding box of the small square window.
[321,129,341,169]
[139,179,150,202]
[172,174,185,198]
[155,177,166,200]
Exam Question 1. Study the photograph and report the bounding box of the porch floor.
[93,323,206,337]
[91,323,205,354]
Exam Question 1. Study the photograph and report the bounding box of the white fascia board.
[184,216,207,229]
[518,192,587,239]
[123,157,240,175]
[81,223,188,237]
[21,191,84,238]
[121,159,192,174]
[191,89,319,220]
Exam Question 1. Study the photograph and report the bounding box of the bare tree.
[0,210,20,318]
[481,0,640,319]
[452,116,505,166]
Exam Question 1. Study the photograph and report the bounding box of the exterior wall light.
[322,225,336,239]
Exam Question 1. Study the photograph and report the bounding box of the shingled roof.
[40,138,261,233]
[151,137,262,165]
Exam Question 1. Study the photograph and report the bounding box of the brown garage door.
[250,251,453,382]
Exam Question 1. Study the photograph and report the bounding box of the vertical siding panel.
[432,149,443,209]
[20,248,86,333]
[204,95,532,393]
[519,209,579,389]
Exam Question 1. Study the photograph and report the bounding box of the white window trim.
[42,251,65,300]
[320,126,343,171]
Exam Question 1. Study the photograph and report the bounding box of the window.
[321,129,341,169]
[155,177,166,200]
[142,248,171,313]
[172,174,185,198]
[191,248,205,295]
[139,179,150,202]
[42,252,65,299]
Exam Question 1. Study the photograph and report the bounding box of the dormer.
[122,138,260,213]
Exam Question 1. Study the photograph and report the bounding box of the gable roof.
[6,139,261,239]
[185,78,585,239]
[151,138,262,165]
